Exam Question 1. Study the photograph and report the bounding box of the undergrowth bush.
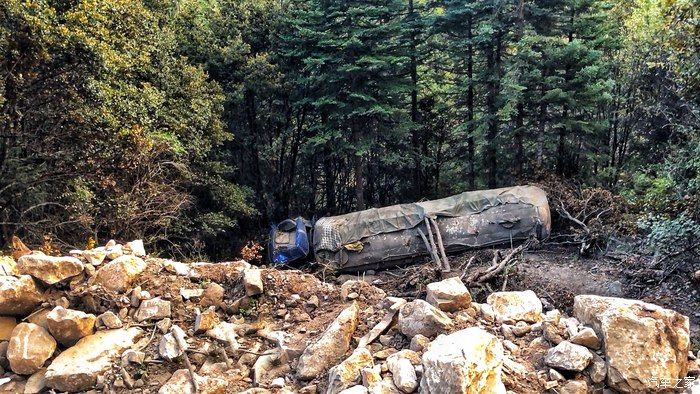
[637,214,700,271]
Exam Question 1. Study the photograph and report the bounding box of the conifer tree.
[280,0,409,211]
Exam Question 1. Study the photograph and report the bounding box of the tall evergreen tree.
[281,0,409,212]
[433,0,482,189]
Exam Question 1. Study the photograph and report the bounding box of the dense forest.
[1,0,698,260]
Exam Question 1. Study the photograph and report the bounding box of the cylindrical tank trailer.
[270,185,550,271]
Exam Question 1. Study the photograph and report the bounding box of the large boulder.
[420,327,506,394]
[387,351,419,393]
[586,352,607,384]
[573,295,690,393]
[26,308,50,330]
[201,282,225,308]
[361,365,391,393]
[486,290,542,323]
[91,255,147,293]
[297,302,359,380]
[104,240,123,260]
[327,348,374,394]
[96,311,122,329]
[243,268,264,296]
[135,297,171,322]
[46,306,96,346]
[25,368,48,394]
[45,327,143,392]
[569,327,600,349]
[0,379,26,392]
[544,341,592,372]
[7,323,57,375]
[425,277,472,312]
[159,325,188,361]
[125,240,147,257]
[205,321,240,348]
[17,255,84,285]
[398,300,453,338]
[559,380,588,394]
[11,236,31,260]
[0,275,43,316]
[194,308,218,334]
[80,248,107,266]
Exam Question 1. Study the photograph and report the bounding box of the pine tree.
[433,0,482,189]
[280,0,410,211]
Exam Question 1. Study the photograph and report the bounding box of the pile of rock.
[0,240,696,394]
[0,240,154,392]
[290,278,694,394]
[510,293,694,394]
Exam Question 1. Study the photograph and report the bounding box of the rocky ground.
[0,240,698,393]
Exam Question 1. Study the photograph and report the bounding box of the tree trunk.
[557,7,575,176]
[466,14,475,190]
[322,110,336,213]
[536,64,549,169]
[484,33,501,188]
[557,105,568,174]
[408,0,422,199]
[244,89,264,212]
[514,102,524,177]
[513,7,525,179]
[353,126,365,210]
[608,69,622,168]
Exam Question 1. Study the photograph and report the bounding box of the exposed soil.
[510,248,700,342]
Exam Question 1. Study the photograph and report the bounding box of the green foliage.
[629,173,675,207]
[0,0,253,256]
[1,0,697,260]
[637,213,700,269]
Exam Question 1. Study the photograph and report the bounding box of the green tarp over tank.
[313,185,551,270]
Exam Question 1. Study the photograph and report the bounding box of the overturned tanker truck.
[269,185,551,271]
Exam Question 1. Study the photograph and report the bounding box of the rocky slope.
[0,240,697,393]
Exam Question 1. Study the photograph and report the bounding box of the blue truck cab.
[268,217,311,264]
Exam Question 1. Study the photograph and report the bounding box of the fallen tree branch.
[422,219,444,272]
[465,241,531,285]
[429,217,451,272]
[417,227,441,271]
[557,200,589,231]
[460,256,476,281]
[502,265,511,291]
[172,326,198,392]
[551,199,597,255]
